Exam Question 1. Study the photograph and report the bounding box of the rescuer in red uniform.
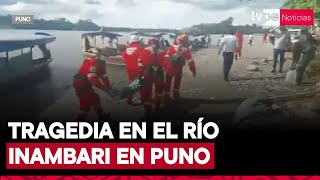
[73,49,113,121]
[123,35,143,105]
[139,38,166,116]
[164,34,196,102]
[235,31,244,60]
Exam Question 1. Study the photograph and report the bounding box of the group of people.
[72,33,197,121]
[123,34,196,117]
[218,26,317,85]
[71,27,317,122]
[193,35,212,48]
[270,26,317,85]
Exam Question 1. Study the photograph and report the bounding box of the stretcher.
[105,77,144,100]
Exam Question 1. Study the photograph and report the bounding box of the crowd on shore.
[217,26,318,86]
[68,25,320,122]
[74,33,197,121]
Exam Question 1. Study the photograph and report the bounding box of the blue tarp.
[0,35,56,53]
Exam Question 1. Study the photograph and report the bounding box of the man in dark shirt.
[295,29,317,85]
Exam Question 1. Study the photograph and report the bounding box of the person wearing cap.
[139,38,166,117]
[73,48,113,122]
[270,26,291,73]
[122,34,143,105]
[164,33,196,102]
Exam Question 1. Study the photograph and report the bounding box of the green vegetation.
[183,17,265,35]
[0,15,178,33]
[1,0,320,33]
[0,14,264,34]
[282,0,320,24]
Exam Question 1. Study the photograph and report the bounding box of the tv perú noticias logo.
[251,9,314,26]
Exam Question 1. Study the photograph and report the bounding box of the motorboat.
[81,31,126,66]
[0,32,56,84]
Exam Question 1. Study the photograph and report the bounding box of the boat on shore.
[131,32,172,50]
[81,31,126,66]
[0,32,56,84]
[80,31,177,66]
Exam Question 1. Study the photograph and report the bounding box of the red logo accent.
[6,143,215,170]
[280,9,314,26]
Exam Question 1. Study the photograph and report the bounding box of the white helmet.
[130,34,140,43]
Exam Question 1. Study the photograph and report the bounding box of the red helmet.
[177,34,188,45]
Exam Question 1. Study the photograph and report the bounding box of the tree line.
[0,15,266,34]
[182,17,266,35]
[0,15,178,33]
[0,0,318,33]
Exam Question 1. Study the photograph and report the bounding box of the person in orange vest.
[164,34,196,102]
[235,31,244,60]
[139,38,166,116]
[73,48,114,121]
[122,34,143,105]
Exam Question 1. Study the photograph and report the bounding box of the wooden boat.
[81,31,126,66]
[99,27,128,54]
[131,32,171,50]
[0,32,56,84]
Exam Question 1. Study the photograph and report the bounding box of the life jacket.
[167,45,186,66]
[73,73,92,95]
[164,44,195,76]
[73,57,106,95]
[140,47,165,78]
[123,42,142,72]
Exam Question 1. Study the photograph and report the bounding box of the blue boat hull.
[0,57,52,85]
[0,36,56,53]
[0,32,56,85]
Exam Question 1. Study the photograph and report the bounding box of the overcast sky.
[0,0,285,29]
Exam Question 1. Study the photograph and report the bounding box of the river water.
[0,30,83,121]
[0,30,223,121]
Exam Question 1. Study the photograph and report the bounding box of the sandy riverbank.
[40,36,320,130]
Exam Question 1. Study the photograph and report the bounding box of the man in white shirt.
[219,31,238,81]
[248,34,254,46]
[269,26,291,73]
